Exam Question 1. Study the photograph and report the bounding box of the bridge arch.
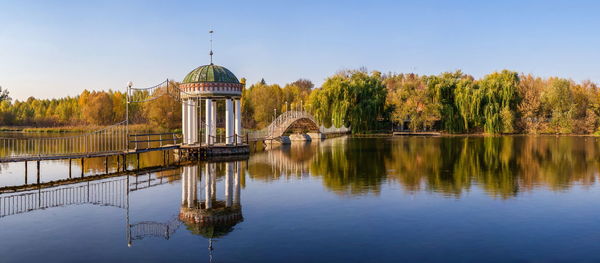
[266,111,320,138]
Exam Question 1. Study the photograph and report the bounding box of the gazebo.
[179,63,243,145]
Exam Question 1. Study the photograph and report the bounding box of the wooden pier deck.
[0,143,249,163]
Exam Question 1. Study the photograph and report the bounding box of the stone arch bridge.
[248,111,350,141]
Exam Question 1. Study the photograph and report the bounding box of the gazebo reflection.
[179,161,243,258]
[127,160,244,256]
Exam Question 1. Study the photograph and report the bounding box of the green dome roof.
[182,64,240,84]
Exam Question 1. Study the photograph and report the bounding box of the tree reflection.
[248,136,600,199]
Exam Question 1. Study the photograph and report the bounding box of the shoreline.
[0,124,177,134]
[353,132,600,137]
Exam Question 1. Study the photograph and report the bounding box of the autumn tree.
[143,81,181,129]
[82,91,114,125]
[245,81,283,128]
[385,73,439,131]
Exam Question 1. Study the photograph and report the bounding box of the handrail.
[0,121,129,159]
[244,110,350,141]
[129,132,179,137]
[130,133,181,150]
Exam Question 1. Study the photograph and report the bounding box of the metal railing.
[129,217,182,241]
[206,134,248,146]
[0,121,128,160]
[0,178,127,218]
[265,110,315,136]
[243,111,350,140]
[128,132,181,150]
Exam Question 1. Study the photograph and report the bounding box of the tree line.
[0,69,599,134]
[307,69,600,134]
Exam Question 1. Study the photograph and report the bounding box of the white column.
[188,99,195,144]
[204,163,212,209]
[225,162,233,207]
[191,165,197,206]
[211,100,217,143]
[210,164,216,200]
[225,99,233,145]
[192,99,197,144]
[187,167,194,208]
[196,99,201,144]
[205,99,212,145]
[182,99,188,144]
[234,99,242,144]
[234,161,241,205]
[181,166,188,205]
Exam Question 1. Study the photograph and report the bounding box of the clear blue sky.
[1,0,599,100]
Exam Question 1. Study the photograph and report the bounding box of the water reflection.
[250,136,600,198]
[2,136,600,261]
[126,161,244,263]
[179,163,243,240]
[0,160,245,256]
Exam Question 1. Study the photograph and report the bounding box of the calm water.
[2,136,600,262]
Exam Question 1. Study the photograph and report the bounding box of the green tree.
[309,70,386,132]
[478,70,520,134]
[426,71,469,133]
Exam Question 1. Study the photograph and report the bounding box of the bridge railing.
[265,111,314,136]
[0,121,128,160]
[244,111,351,140]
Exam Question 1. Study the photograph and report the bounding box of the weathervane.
[209,30,214,65]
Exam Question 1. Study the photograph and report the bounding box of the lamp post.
[126,81,133,149]
[126,81,132,124]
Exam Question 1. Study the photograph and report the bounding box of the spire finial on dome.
[209,29,214,65]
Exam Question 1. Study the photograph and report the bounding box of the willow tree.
[308,70,386,133]
[426,71,471,133]
[478,70,520,134]
[454,76,483,132]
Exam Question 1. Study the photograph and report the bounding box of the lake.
[1,135,600,262]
